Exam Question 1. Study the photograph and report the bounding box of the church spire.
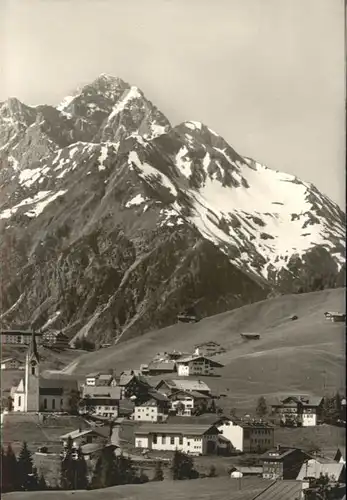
[28,330,39,361]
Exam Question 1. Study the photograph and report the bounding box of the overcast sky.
[1,0,345,207]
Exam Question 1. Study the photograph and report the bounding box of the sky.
[1,0,345,207]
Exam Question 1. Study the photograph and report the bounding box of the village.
[1,307,346,499]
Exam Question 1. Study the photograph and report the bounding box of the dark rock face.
[0,75,344,345]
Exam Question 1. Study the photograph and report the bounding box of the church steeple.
[28,330,39,362]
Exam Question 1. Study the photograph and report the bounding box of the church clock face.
[31,360,37,367]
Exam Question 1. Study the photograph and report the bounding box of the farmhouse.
[169,390,211,416]
[82,385,121,418]
[146,361,177,375]
[11,332,78,412]
[156,379,211,396]
[324,311,346,322]
[133,391,169,422]
[270,395,323,426]
[42,330,69,349]
[175,355,223,377]
[260,446,310,480]
[1,357,23,370]
[134,423,220,455]
[60,428,108,449]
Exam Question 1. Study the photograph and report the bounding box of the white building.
[270,395,323,427]
[133,395,169,422]
[169,390,211,416]
[81,385,121,418]
[175,354,223,377]
[216,417,274,453]
[1,357,23,370]
[10,332,78,413]
[134,423,220,455]
[297,459,346,482]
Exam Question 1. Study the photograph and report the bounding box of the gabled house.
[270,395,323,426]
[260,446,310,480]
[216,417,274,453]
[81,385,121,418]
[60,428,108,449]
[175,355,223,377]
[146,361,177,376]
[113,372,151,401]
[296,458,346,482]
[133,391,170,422]
[156,378,211,396]
[168,390,211,416]
[1,357,23,370]
[135,423,220,455]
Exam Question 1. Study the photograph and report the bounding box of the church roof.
[28,331,39,361]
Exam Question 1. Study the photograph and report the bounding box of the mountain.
[0,74,345,345]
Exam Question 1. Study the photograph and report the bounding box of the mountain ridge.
[0,74,344,345]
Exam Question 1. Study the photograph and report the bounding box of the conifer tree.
[117,452,136,484]
[171,449,197,480]
[152,461,164,481]
[256,396,268,417]
[91,446,119,489]
[60,436,75,490]
[17,442,38,491]
[5,444,18,491]
[75,446,89,489]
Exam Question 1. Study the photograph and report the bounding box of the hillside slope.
[61,288,345,408]
[0,74,344,345]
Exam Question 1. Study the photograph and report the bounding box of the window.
[170,437,175,445]
[52,399,55,410]
[44,398,47,409]
[179,436,183,445]
[162,434,166,444]
[31,367,35,375]
[187,442,190,446]
[18,396,21,407]
[60,399,63,407]
[153,434,157,444]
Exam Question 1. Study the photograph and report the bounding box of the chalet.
[216,417,275,453]
[133,391,170,422]
[270,395,323,427]
[115,372,152,401]
[134,423,220,455]
[324,311,346,323]
[169,390,211,416]
[260,446,310,480]
[146,361,177,376]
[82,386,121,418]
[42,331,69,349]
[1,357,23,370]
[1,330,43,345]
[175,355,223,377]
[297,458,346,482]
[60,428,108,449]
[80,442,117,461]
[156,379,211,396]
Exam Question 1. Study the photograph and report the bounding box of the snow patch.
[108,86,142,120]
[25,190,67,217]
[175,146,192,178]
[125,194,148,208]
[129,151,178,196]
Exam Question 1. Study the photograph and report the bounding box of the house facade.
[42,331,69,349]
[60,428,107,449]
[261,447,310,480]
[133,397,169,422]
[216,418,274,453]
[82,385,121,418]
[169,390,211,416]
[134,423,220,455]
[175,355,223,377]
[1,331,43,345]
[1,357,23,370]
[271,395,323,427]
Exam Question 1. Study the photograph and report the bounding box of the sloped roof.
[260,447,306,461]
[83,385,121,399]
[234,466,263,474]
[80,443,117,455]
[176,355,223,367]
[1,357,22,363]
[297,459,345,480]
[168,390,211,400]
[147,361,176,372]
[253,480,303,500]
[98,374,113,381]
[60,428,95,440]
[167,379,211,392]
[86,372,100,378]
[40,377,78,390]
[135,423,218,436]
[271,395,323,407]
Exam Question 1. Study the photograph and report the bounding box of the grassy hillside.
[3,477,271,500]
[58,288,345,411]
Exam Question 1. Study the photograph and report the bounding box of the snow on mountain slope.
[129,121,345,283]
[0,74,344,344]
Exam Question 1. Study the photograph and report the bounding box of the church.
[11,331,79,413]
